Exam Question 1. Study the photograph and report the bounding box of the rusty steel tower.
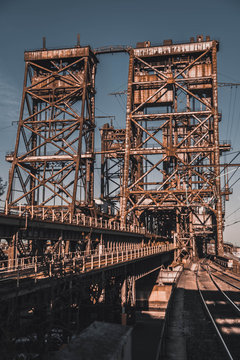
[120,36,230,256]
[5,43,97,219]
[100,124,125,212]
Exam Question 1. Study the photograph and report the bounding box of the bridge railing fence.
[0,244,175,284]
[2,205,148,235]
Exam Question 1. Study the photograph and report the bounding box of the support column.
[212,41,224,256]
[8,233,17,268]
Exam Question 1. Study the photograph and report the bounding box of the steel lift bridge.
[0,35,231,354]
[100,36,231,259]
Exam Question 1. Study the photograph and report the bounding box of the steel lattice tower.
[5,45,97,219]
[100,124,125,210]
[120,37,230,256]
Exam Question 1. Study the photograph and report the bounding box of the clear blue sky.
[0,0,240,244]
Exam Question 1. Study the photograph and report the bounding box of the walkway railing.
[0,244,175,284]
[2,206,148,235]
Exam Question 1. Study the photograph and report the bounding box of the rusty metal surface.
[119,36,229,258]
[6,45,97,222]
[0,35,234,359]
[24,46,94,61]
[133,40,215,57]
[3,36,230,274]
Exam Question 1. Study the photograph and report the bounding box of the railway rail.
[208,263,240,291]
[197,262,240,360]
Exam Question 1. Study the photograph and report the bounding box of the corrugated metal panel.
[189,63,212,91]
[188,63,212,78]
[31,73,84,90]
[133,41,213,57]
[25,47,90,61]
[134,73,173,105]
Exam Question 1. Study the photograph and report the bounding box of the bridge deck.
[0,244,175,284]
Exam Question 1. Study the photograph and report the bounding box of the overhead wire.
[229,86,238,142]
[226,206,240,220]
[225,219,240,227]
[229,175,240,189]
[220,150,240,175]
[227,167,239,184]
[226,86,233,141]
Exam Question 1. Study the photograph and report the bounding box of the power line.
[229,87,238,141]
[218,82,240,87]
[225,219,240,227]
[226,206,240,219]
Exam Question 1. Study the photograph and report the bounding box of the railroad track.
[196,262,240,360]
[208,263,240,290]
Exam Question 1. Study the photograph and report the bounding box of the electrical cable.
[220,151,240,175]
[228,87,238,142]
[226,87,233,141]
[227,167,239,184]
[226,206,240,220]
[225,220,240,227]
[233,107,240,146]
[229,175,240,189]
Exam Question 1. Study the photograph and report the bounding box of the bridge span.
[0,227,175,358]
[0,35,237,359]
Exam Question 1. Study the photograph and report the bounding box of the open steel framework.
[119,37,230,256]
[5,46,97,219]
[4,36,230,258]
[100,124,125,212]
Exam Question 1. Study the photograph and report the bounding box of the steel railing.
[1,205,150,236]
[0,244,175,284]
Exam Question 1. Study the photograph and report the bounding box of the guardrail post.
[99,253,101,267]
[105,253,107,266]
[73,258,75,273]
[111,252,113,264]
[49,262,52,277]
[82,257,85,272]
[17,266,20,288]
[34,258,37,284]
[117,250,118,263]
[5,200,8,215]
[62,259,65,275]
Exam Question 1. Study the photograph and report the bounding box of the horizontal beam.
[24,46,95,61]
[133,40,214,57]
[96,144,231,156]
[6,153,93,163]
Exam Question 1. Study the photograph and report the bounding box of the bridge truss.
[0,35,233,358]
[119,37,230,257]
[2,36,230,263]
[5,46,97,219]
